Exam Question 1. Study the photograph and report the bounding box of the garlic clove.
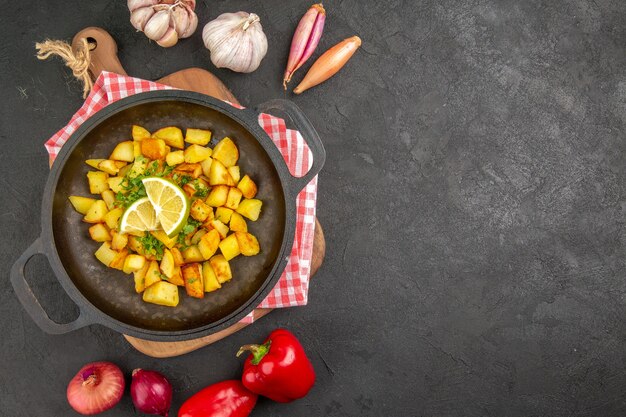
[202,12,245,50]
[127,0,156,13]
[249,38,268,72]
[157,26,179,47]
[182,0,196,11]
[220,31,248,70]
[172,5,198,39]
[171,6,188,36]
[143,10,170,41]
[130,7,155,31]
[180,7,198,38]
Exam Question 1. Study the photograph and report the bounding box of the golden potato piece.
[101,190,116,210]
[150,230,177,249]
[127,235,145,255]
[237,175,257,199]
[152,126,184,149]
[83,200,109,224]
[147,160,166,175]
[215,207,233,224]
[190,228,207,245]
[167,266,184,286]
[184,144,212,163]
[225,187,243,210]
[170,247,185,266]
[143,281,179,307]
[128,157,149,178]
[208,219,229,239]
[219,234,241,261]
[201,206,215,225]
[141,138,168,160]
[89,223,111,242]
[235,199,262,221]
[185,128,212,145]
[182,263,204,298]
[209,159,235,186]
[110,141,135,162]
[87,171,109,194]
[190,199,213,222]
[104,207,123,230]
[118,164,132,178]
[94,242,117,267]
[144,260,162,288]
[123,254,147,274]
[107,176,125,194]
[166,150,185,166]
[132,125,151,140]
[133,141,142,159]
[227,166,240,183]
[206,185,229,207]
[69,196,96,215]
[235,232,260,256]
[229,212,248,232]
[110,230,128,250]
[98,160,126,175]
[209,255,232,284]
[202,261,221,292]
[212,137,239,167]
[86,159,105,169]
[133,261,150,293]
[198,229,220,260]
[201,157,213,177]
[174,163,202,179]
[160,249,176,279]
[109,248,129,270]
[182,245,205,263]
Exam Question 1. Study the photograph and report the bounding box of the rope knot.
[35,38,94,98]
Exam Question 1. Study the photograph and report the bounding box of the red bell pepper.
[237,328,315,403]
[178,380,257,417]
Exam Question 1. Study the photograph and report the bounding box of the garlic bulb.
[128,0,197,48]
[202,12,268,73]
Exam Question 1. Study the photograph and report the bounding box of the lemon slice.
[142,177,190,237]
[119,197,159,234]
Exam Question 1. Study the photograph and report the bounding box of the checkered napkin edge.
[44,71,317,324]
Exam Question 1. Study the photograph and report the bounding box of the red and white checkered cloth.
[45,71,317,324]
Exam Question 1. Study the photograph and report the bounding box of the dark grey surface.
[1,0,625,416]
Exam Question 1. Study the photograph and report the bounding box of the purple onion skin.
[283,3,326,88]
[131,369,173,417]
[296,11,326,72]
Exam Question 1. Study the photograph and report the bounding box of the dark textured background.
[2,0,626,416]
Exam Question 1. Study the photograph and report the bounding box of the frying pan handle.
[255,99,326,198]
[10,238,92,334]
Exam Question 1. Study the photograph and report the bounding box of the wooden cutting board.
[71,27,326,358]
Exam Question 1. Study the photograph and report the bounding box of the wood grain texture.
[72,27,325,357]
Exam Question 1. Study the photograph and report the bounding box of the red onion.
[66,361,125,415]
[131,369,173,416]
[283,4,326,89]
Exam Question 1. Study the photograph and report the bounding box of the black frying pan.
[10,90,325,341]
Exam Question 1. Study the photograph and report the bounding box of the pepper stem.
[237,340,272,365]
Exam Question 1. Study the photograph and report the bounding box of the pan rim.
[42,91,296,341]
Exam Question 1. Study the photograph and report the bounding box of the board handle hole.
[86,37,97,51]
